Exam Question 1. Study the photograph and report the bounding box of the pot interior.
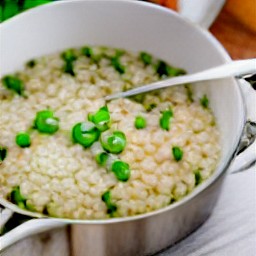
[0,0,245,219]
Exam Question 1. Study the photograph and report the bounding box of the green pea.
[111,160,130,182]
[102,191,117,215]
[170,198,176,204]
[166,67,186,77]
[16,132,31,148]
[10,186,26,205]
[0,5,3,23]
[145,103,157,112]
[155,60,186,77]
[0,146,7,161]
[72,122,100,148]
[140,52,152,65]
[135,116,147,129]
[115,49,125,57]
[185,84,194,102]
[200,94,209,108]
[81,46,103,63]
[23,0,52,10]
[61,49,77,62]
[91,54,102,63]
[88,106,111,132]
[111,56,125,74]
[155,61,170,77]
[82,46,93,58]
[26,59,37,68]
[194,169,203,186]
[61,49,77,76]
[172,146,183,161]
[9,186,35,211]
[25,201,36,212]
[17,201,26,209]
[34,110,59,134]
[2,1,19,21]
[43,206,49,215]
[130,93,146,104]
[95,152,109,166]
[2,75,25,95]
[101,131,126,154]
[159,109,173,131]
[102,191,111,204]
[63,61,75,76]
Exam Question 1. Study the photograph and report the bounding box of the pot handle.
[229,122,256,174]
[228,78,256,174]
[0,206,65,252]
[176,1,256,172]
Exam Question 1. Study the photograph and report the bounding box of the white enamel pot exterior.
[0,1,254,255]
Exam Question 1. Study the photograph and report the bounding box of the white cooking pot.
[0,0,255,255]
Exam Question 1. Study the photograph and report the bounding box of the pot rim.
[0,0,246,224]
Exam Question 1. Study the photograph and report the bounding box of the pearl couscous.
[0,46,220,219]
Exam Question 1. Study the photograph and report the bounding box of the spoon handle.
[106,58,256,101]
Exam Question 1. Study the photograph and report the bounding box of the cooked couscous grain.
[0,46,220,219]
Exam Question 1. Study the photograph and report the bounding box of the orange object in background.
[150,0,256,32]
[162,0,178,10]
[149,0,256,59]
[225,0,256,33]
[149,0,178,10]
[211,0,256,59]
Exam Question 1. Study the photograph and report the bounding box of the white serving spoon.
[105,58,256,101]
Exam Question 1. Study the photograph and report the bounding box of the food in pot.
[0,46,220,219]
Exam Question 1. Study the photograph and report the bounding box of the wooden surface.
[1,3,255,256]
[210,9,256,59]
[150,0,256,59]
